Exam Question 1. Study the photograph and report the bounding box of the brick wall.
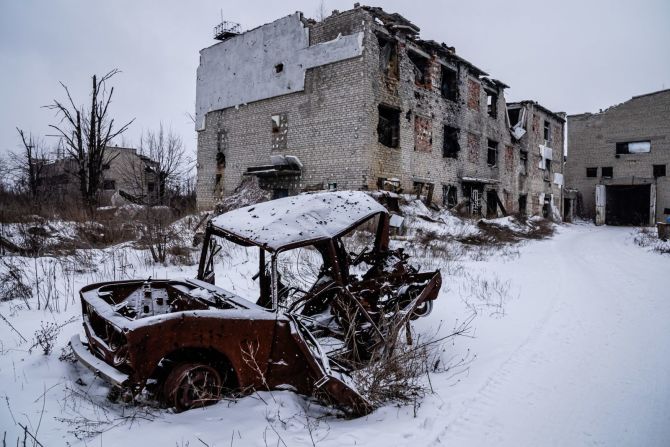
[565,90,670,221]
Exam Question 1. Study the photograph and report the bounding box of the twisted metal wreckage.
[70,191,442,415]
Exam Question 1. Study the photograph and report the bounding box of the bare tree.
[46,69,134,210]
[139,123,187,205]
[10,128,49,203]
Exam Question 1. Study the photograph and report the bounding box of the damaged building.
[507,101,566,219]
[195,5,565,220]
[565,89,670,225]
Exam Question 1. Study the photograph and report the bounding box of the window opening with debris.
[486,91,498,118]
[520,151,528,175]
[653,164,666,178]
[508,108,521,127]
[271,113,288,150]
[443,184,458,208]
[518,194,527,216]
[543,120,551,142]
[376,33,399,79]
[487,139,498,167]
[413,181,435,204]
[586,167,598,178]
[441,65,458,101]
[616,141,651,154]
[377,105,400,148]
[443,125,460,158]
[414,115,432,152]
[216,129,228,167]
[408,50,430,87]
[601,166,613,178]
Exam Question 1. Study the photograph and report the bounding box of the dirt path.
[433,225,670,446]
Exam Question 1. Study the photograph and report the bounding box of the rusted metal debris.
[70,191,441,415]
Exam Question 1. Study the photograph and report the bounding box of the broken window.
[414,115,432,152]
[508,108,521,127]
[616,141,651,154]
[216,129,227,167]
[407,50,430,87]
[487,139,498,167]
[443,184,458,208]
[443,125,460,158]
[376,33,399,79]
[413,181,434,204]
[103,179,116,190]
[486,91,498,118]
[377,105,400,148]
[441,65,458,101]
[586,167,597,177]
[518,194,527,216]
[467,79,481,111]
[601,166,613,178]
[520,151,528,175]
[544,159,552,181]
[653,164,666,178]
[271,113,288,150]
[543,120,551,142]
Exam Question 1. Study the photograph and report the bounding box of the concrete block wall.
[565,90,670,221]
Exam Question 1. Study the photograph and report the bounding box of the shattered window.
[601,166,613,178]
[339,213,381,275]
[413,181,435,203]
[271,113,288,150]
[443,184,458,208]
[441,65,458,101]
[377,105,400,148]
[376,33,399,79]
[276,247,326,308]
[486,91,498,118]
[586,167,597,178]
[443,125,460,158]
[616,141,651,154]
[414,115,432,152]
[487,139,498,167]
[407,50,430,87]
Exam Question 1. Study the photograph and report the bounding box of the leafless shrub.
[0,258,32,307]
[633,227,670,254]
[350,315,475,410]
[459,272,515,317]
[29,317,77,355]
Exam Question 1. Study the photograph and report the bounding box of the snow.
[1,223,670,446]
[210,191,387,251]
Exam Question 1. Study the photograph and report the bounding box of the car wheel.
[163,363,222,412]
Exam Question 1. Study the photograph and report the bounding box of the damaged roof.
[210,191,387,251]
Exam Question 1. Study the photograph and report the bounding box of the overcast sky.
[1,0,668,159]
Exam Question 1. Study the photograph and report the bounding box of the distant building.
[38,146,160,206]
[565,89,670,225]
[195,5,565,221]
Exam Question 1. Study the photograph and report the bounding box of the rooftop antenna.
[213,10,241,41]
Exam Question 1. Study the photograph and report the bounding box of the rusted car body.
[70,191,441,415]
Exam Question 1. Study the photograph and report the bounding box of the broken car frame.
[70,191,441,415]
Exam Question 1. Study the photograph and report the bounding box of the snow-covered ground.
[1,223,669,446]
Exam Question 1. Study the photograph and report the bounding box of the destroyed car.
[70,191,441,415]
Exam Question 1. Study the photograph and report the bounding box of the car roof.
[210,191,388,251]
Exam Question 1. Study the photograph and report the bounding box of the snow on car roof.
[210,191,387,251]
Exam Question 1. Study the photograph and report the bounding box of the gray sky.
[1,0,669,159]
